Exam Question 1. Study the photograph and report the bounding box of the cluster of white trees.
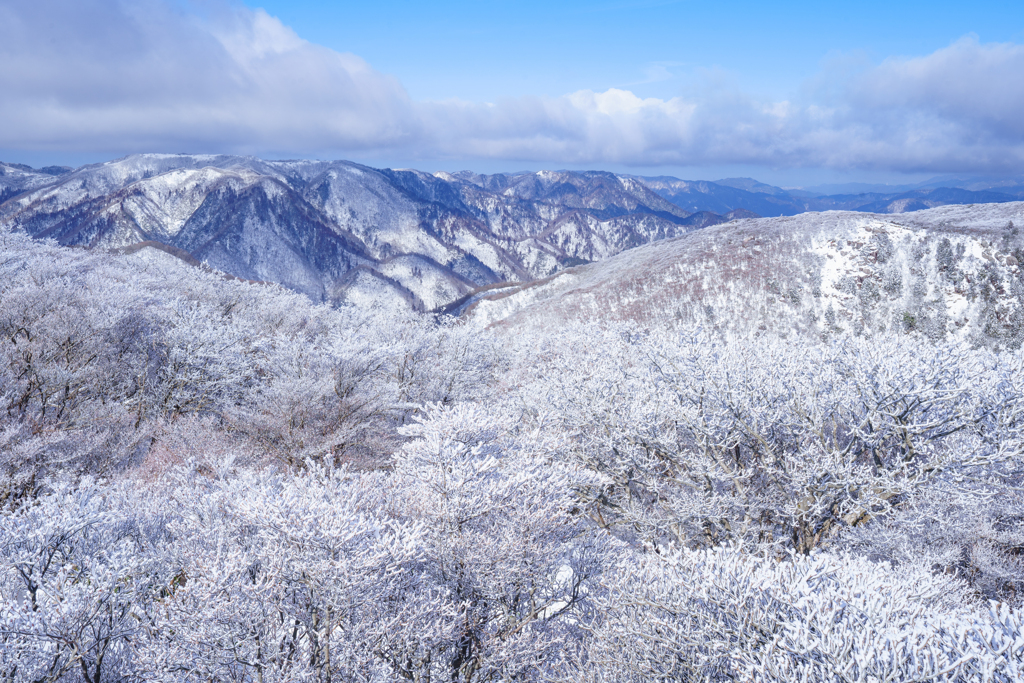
[2,231,1023,681]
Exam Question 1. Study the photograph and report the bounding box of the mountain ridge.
[464,202,1024,348]
[0,155,739,310]
[4,154,1022,311]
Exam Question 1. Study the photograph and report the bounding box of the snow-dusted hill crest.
[466,202,1024,347]
[0,154,740,309]
[636,175,1023,217]
[0,161,71,204]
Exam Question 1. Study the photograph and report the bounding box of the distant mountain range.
[799,175,1024,196]
[635,175,1024,218]
[2,154,1022,311]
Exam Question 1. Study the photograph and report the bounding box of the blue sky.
[246,0,1022,101]
[1,0,1023,186]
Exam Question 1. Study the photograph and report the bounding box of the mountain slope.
[636,176,808,217]
[8,154,1015,313]
[0,155,740,309]
[466,202,1024,347]
[0,162,69,204]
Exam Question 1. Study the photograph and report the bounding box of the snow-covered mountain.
[465,202,1024,347]
[636,176,1022,217]
[0,155,736,310]
[0,161,71,204]
[7,154,1018,313]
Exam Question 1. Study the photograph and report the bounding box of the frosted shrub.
[136,465,437,683]
[392,404,614,682]
[579,546,1024,682]
[841,485,1024,606]
[0,482,168,683]
[520,326,1024,554]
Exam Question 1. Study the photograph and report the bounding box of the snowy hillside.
[0,155,731,309]
[3,198,1024,682]
[6,155,1017,312]
[0,162,69,204]
[468,202,1024,346]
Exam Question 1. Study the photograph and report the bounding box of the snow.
[7,153,1024,319]
[123,244,190,270]
[467,204,1024,344]
[124,167,262,239]
[333,269,416,312]
[377,255,473,311]
[453,232,515,281]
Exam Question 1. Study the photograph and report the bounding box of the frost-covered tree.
[391,404,613,682]
[519,326,1024,554]
[575,546,1024,682]
[0,481,168,683]
[135,465,440,683]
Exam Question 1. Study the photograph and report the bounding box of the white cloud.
[1,1,1023,174]
[0,0,416,153]
[852,37,1024,138]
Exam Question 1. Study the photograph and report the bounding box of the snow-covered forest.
[2,223,1024,682]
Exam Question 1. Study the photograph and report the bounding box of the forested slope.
[1,208,1023,681]
[468,202,1024,348]
[0,155,723,311]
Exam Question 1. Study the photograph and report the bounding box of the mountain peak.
[1,155,745,311]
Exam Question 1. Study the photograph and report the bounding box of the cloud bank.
[3,0,1023,174]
